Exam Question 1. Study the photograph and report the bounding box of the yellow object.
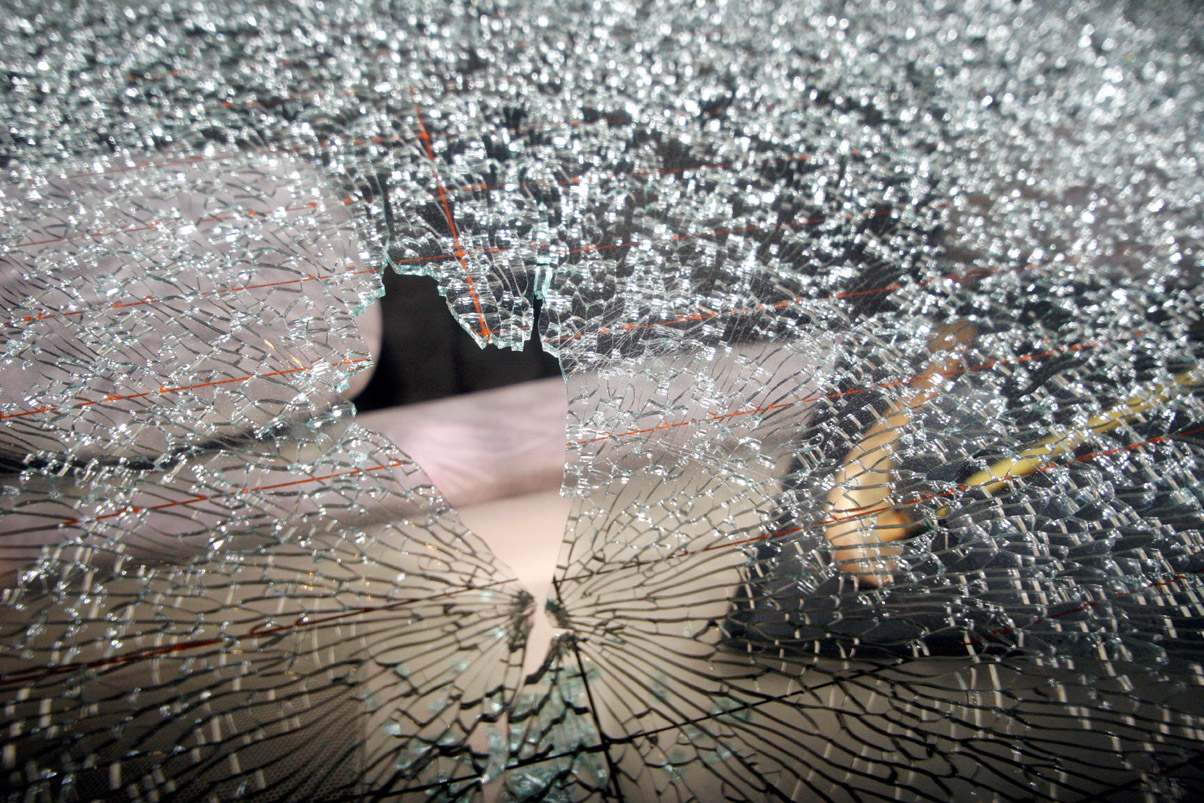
[936,369,1203,518]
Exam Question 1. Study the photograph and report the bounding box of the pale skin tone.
[823,320,978,587]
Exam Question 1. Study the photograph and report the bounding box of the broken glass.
[3,0,1204,801]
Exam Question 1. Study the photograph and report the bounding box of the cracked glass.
[3,0,1204,801]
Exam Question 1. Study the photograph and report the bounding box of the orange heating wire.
[0,358,369,421]
[0,451,403,538]
[409,88,493,343]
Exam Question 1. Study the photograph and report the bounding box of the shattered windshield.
[3,0,1204,800]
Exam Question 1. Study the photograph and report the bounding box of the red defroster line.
[1,266,380,329]
[963,567,1204,648]
[152,89,362,119]
[548,257,1035,347]
[0,638,227,690]
[0,469,522,694]
[431,91,865,163]
[507,113,638,139]
[494,89,836,141]
[392,205,903,270]
[127,68,184,82]
[396,111,640,168]
[703,426,1204,554]
[10,201,321,249]
[446,151,828,197]
[14,222,162,248]
[242,579,478,638]
[565,314,1122,449]
[221,90,319,109]
[58,147,310,180]
[0,357,369,422]
[441,103,752,158]
[52,98,701,185]
[410,88,492,342]
[52,455,402,529]
[48,110,643,187]
[128,49,398,84]
[45,94,797,186]
[54,135,406,181]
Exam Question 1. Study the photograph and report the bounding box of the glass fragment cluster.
[2,1,1204,801]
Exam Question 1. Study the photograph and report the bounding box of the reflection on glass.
[3,1,1204,801]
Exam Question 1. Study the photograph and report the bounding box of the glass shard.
[3,1,1204,801]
